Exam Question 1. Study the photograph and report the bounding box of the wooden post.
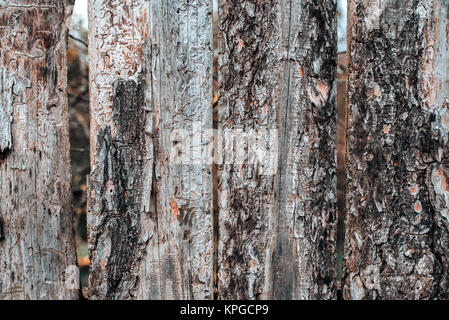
[149,0,214,300]
[344,0,449,299]
[88,0,214,299]
[0,0,78,299]
[217,0,337,299]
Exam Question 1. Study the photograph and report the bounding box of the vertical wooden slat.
[0,0,78,299]
[149,0,214,299]
[88,0,214,299]
[217,0,337,299]
[344,0,449,299]
[87,0,153,299]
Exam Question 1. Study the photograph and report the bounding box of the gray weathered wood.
[148,0,214,300]
[344,0,449,299]
[87,0,153,299]
[217,0,337,299]
[88,0,214,299]
[0,0,78,299]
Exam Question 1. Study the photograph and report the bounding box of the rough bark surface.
[217,0,337,299]
[344,0,449,299]
[88,0,214,299]
[88,79,151,299]
[0,0,78,299]
[87,0,153,300]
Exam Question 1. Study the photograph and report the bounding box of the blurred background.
[68,0,89,292]
[67,0,348,295]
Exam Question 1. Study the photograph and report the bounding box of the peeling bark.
[0,67,13,152]
[344,0,449,299]
[0,0,78,299]
[217,0,337,299]
[88,80,149,299]
[87,0,153,300]
[88,0,214,299]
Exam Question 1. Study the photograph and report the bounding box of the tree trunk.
[344,0,449,299]
[88,0,214,299]
[217,0,337,299]
[0,0,78,299]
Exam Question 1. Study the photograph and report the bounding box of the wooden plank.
[87,0,153,299]
[148,0,214,300]
[88,0,214,299]
[0,0,78,300]
[344,0,449,299]
[217,0,337,299]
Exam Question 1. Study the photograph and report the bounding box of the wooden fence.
[0,0,448,300]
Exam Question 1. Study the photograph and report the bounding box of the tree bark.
[0,0,78,299]
[87,0,153,300]
[88,0,214,299]
[344,0,449,299]
[217,0,337,299]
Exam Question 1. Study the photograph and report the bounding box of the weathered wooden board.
[0,0,78,299]
[217,0,337,299]
[344,0,449,299]
[148,0,214,299]
[88,0,214,299]
[87,0,153,299]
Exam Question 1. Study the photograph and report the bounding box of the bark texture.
[217,0,337,299]
[88,0,214,299]
[88,0,153,300]
[0,0,78,299]
[344,0,449,299]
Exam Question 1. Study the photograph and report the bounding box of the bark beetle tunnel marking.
[83,0,447,299]
[89,0,215,299]
[0,1,78,300]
